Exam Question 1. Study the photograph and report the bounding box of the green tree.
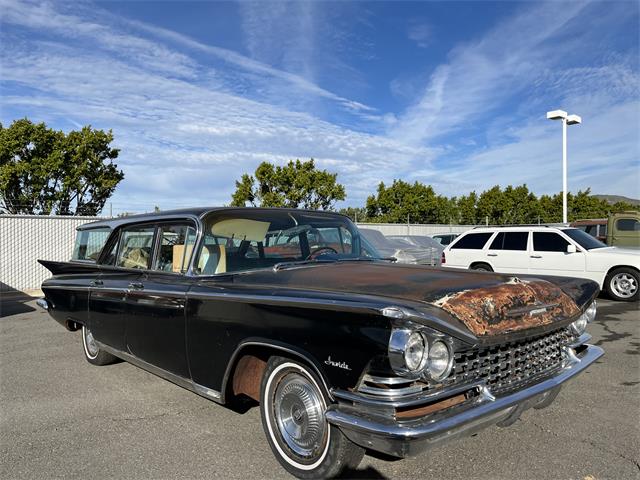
[609,201,639,213]
[456,192,478,224]
[0,119,123,215]
[338,206,368,223]
[365,180,452,223]
[230,159,346,210]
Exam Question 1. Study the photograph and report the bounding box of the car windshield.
[562,228,608,250]
[197,210,382,274]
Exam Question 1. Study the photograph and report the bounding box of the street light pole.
[562,116,567,224]
[547,109,581,224]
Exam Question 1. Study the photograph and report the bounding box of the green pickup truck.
[571,211,640,248]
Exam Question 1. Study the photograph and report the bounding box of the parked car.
[359,228,439,265]
[430,233,460,246]
[387,234,444,266]
[38,208,603,478]
[571,211,639,248]
[442,225,640,301]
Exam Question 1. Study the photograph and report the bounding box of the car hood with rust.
[231,261,598,338]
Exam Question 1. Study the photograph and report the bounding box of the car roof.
[77,207,349,231]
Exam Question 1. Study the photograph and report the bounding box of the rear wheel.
[470,262,493,272]
[605,268,639,301]
[260,356,364,479]
[82,326,118,366]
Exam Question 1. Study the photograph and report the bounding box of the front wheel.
[82,326,118,366]
[260,357,364,479]
[605,268,639,301]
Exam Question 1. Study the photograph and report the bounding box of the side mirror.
[566,244,577,254]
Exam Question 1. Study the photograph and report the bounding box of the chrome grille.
[448,328,574,393]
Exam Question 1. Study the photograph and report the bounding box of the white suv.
[442,226,640,301]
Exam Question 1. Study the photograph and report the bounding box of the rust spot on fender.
[232,355,267,402]
[432,278,581,336]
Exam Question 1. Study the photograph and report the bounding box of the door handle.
[128,282,144,290]
[487,253,498,257]
[530,255,542,258]
[90,279,103,286]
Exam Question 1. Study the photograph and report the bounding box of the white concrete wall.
[0,215,103,292]
[356,223,475,236]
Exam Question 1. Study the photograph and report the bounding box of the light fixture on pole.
[547,109,581,224]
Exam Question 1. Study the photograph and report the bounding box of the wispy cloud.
[407,22,431,49]
[0,0,430,212]
[390,1,639,198]
[0,0,637,214]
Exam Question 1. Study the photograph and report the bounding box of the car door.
[87,228,144,352]
[125,222,197,379]
[484,231,530,274]
[528,231,586,278]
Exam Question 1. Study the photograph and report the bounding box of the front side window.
[117,226,155,269]
[533,232,570,252]
[450,232,493,250]
[72,228,111,262]
[561,228,607,250]
[154,224,197,273]
[196,211,364,275]
[616,218,640,232]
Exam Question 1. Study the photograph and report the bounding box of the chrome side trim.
[325,345,604,458]
[96,342,223,404]
[193,383,222,400]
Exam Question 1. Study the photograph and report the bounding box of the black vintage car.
[39,207,603,478]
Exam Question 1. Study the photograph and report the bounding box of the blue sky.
[1,0,638,215]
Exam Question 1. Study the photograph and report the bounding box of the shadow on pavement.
[0,291,38,318]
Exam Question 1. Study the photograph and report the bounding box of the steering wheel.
[307,246,338,259]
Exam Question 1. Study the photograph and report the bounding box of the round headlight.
[584,301,597,323]
[404,331,427,371]
[427,340,452,380]
[570,315,588,335]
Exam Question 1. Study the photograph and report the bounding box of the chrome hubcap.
[274,373,326,458]
[611,273,638,298]
[84,327,99,357]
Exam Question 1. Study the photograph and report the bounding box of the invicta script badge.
[325,356,351,371]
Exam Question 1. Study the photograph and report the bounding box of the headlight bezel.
[388,322,455,382]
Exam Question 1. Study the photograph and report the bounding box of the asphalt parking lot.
[1,295,638,480]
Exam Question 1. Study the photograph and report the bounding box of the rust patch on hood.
[432,278,581,336]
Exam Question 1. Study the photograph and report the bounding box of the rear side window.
[533,232,570,252]
[489,232,528,251]
[72,228,111,262]
[450,232,493,250]
[616,218,640,231]
[117,226,155,269]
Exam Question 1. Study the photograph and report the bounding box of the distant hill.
[593,194,640,206]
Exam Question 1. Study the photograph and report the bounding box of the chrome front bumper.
[325,344,604,458]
